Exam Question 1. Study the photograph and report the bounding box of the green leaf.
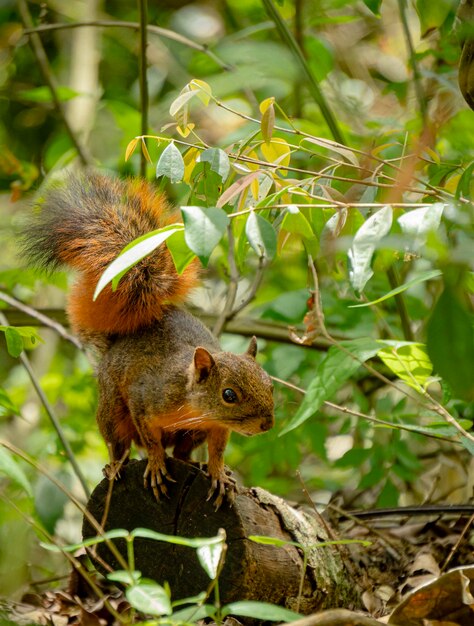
[166,229,197,274]
[196,540,224,579]
[362,0,382,15]
[222,601,301,622]
[415,0,454,35]
[197,148,230,182]
[0,325,42,356]
[181,206,229,266]
[281,205,314,238]
[249,535,297,548]
[456,161,474,200]
[349,269,442,308]
[281,338,381,435]
[93,225,183,299]
[19,86,79,103]
[427,287,474,400]
[0,446,32,497]
[126,582,172,617]
[397,203,444,250]
[171,604,215,622]
[156,142,185,183]
[348,206,392,294]
[3,327,23,357]
[131,527,223,548]
[377,341,433,392]
[34,472,70,534]
[245,212,277,260]
[261,101,275,143]
[0,388,19,417]
[41,529,129,552]
[107,570,141,585]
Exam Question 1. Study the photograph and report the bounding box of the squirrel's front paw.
[206,470,236,510]
[143,452,176,500]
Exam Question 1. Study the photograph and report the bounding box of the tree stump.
[82,459,359,614]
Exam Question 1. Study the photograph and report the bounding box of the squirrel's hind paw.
[206,471,236,510]
[143,453,176,501]
[103,449,130,481]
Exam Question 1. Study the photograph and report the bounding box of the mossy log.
[82,459,359,615]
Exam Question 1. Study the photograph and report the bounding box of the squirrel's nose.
[260,415,274,431]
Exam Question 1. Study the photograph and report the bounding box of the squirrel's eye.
[222,388,238,404]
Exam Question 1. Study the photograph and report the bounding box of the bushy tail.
[22,172,198,337]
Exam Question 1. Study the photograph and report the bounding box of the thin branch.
[397,0,427,122]
[17,0,91,166]
[137,0,149,177]
[2,495,127,625]
[0,291,82,349]
[213,225,240,336]
[231,257,266,316]
[1,311,90,498]
[386,266,414,341]
[0,306,335,349]
[261,0,345,144]
[271,376,459,445]
[21,20,233,72]
[0,438,128,572]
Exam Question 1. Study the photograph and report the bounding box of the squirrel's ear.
[246,336,258,359]
[193,347,215,382]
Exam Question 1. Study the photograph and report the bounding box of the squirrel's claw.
[143,453,175,500]
[103,449,130,481]
[206,471,236,510]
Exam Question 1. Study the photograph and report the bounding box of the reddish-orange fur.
[61,176,199,335]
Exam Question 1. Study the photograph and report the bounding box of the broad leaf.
[126,583,172,617]
[93,225,183,299]
[261,137,291,169]
[397,203,444,250]
[166,229,196,274]
[0,446,32,496]
[222,601,301,622]
[349,269,442,308]
[245,212,277,260]
[427,286,474,400]
[197,148,230,182]
[181,206,229,266]
[377,341,433,392]
[196,540,224,579]
[348,206,392,294]
[281,338,381,434]
[281,205,314,238]
[156,142,185,183]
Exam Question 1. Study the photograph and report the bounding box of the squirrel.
[22,171,274,507]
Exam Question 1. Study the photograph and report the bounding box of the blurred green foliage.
[0,0,473,605]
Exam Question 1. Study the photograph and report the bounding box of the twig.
[386,266,414,341]
[21,20,232,72]
[137,0,149,177]
[271,376,459,444]
[397,0,427,123]
[231,256,266,316]
[0,438,128,570]
[440,512,474,572]
[0,311,90,498]
[261,0,345,144]
[2,495,127,625]
[17,0,91,166]
[213,225,240,336]
[0,291,82,349]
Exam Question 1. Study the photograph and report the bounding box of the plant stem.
[0,312,90,498]
[261,0,345,144]
[137,0,149,178]
[17,0,91,166]
[386,266,414,341]
[397,0,427,123]
[22,20,232,71]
